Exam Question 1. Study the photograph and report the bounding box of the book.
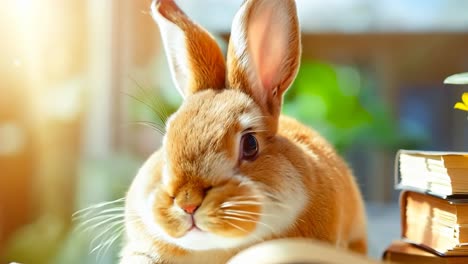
[395,150,468,197]
[383,240,468,264]
[400,190,468,256]
[227,238,378,264]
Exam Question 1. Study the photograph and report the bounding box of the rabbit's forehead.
[166,89,261,152]
[168,89,259,136]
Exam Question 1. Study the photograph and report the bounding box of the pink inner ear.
[247,3,289,93]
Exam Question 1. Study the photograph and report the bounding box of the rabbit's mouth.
[187,225,202,232]
[187,215,202,232]
[183,214,205,234]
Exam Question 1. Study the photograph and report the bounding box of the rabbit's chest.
[165,250,233,264]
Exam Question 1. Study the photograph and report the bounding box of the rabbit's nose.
[181,204,199,214]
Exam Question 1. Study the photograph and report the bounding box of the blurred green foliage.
[283,60,422,152]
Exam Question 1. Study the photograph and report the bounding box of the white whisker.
[262,192,283,202]
[90,220,125,252]
[223,220,265,243]
[77,214,124,234]
[95,225,126,261]
[229,195,264,201]
[220,201,263,208]
[74,207,125,221]
[72,198,125,218]
[223,220,249,234]
[221,215,274,232]
[223,209,276,218]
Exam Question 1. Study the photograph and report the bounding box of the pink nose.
[182,204,198,214]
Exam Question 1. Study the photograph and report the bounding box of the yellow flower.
[454,93,468,111]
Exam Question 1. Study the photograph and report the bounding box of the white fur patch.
[161,111,177,188]
[244,166,307,241]
[151,1,190,98]
[238,113,263,131]
[229,3,248,67]
[171,228,248,250]
[161,165,171,188]
[229,1,261,94]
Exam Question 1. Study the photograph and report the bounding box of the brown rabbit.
[120,0,367,263]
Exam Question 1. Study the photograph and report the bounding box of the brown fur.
[275,116,367,246]
[155,0,226,94]
[121,0,367,263]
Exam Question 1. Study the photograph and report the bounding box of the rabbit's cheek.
[211,204,261,237]
[193,183,262,238]
[150,193,192,238]
[155,206,193,238]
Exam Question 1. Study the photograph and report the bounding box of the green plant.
[283,60,423,152]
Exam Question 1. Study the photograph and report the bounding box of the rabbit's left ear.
[151,0,226,98]
[227,0,301,117]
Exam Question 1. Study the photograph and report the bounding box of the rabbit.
[120,0,367,263]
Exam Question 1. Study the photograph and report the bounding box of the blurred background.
[1,0,468,263]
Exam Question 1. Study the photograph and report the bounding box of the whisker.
[258,195,291,209]
[70,197,132,260]
[220,216,274,232]
[74,216,121,234]
[123,92,165,124]
[228,195,264,201]
[222,212,257,221]
[78,214,124,232]
[269,202,290,209]
[104,226,125,254]
[223,199,291,211]
[82,219,125,237]
[262,192,283,202]
[223,220,249,234]
[220,201,263,208]
[223,210,277,218]
[124,121,165,135]
[90,220,125,252]
[95,225,126,261]
[221,215,255,223]
[130,120,165,132]
[76,213,124,228]
[129,76,169,124]
[94,207,125,215]
[223,220,264,243]
[73,207,125,221]
[72,198,125,218]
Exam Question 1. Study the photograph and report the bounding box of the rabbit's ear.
[227,0,301,117]
[151,0,226,98]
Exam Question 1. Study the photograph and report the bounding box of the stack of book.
[383,150,468,263]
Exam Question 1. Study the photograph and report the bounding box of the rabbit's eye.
[240,133,258,161]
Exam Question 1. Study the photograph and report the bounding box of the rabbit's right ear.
[227,0,301,120]
[151,0,226,98]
